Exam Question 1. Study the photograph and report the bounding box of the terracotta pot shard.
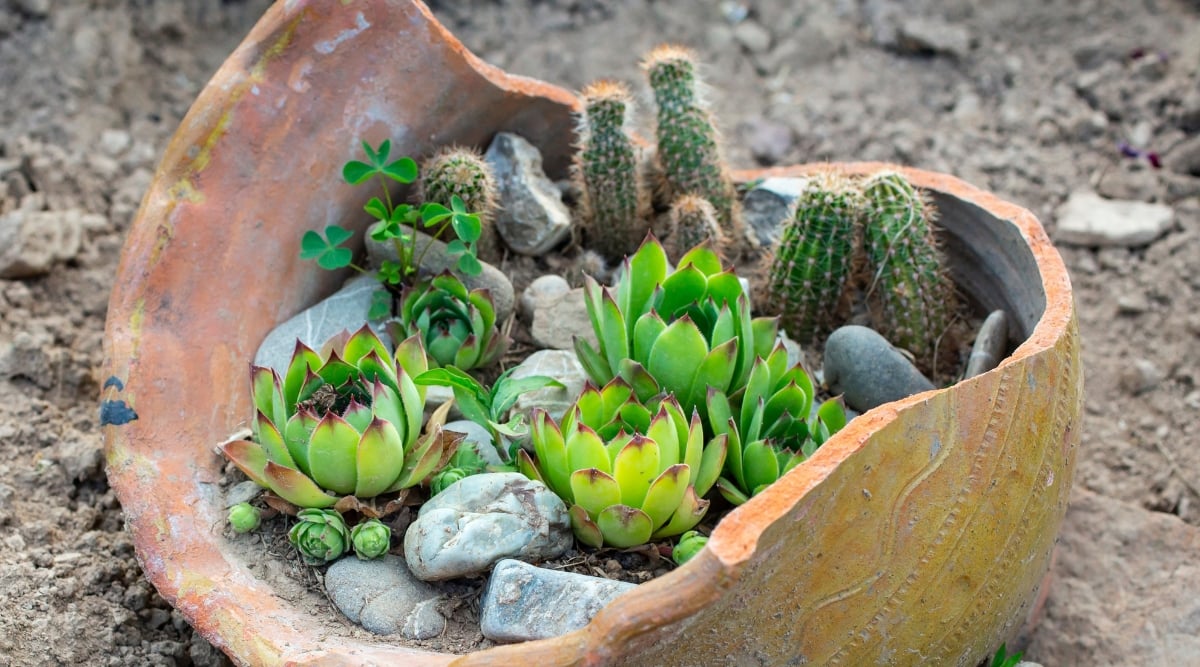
[101,2,1081,665]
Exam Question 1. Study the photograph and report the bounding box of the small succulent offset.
[708,343,848,505]
[300,139,484,320]
[220,325,456,510]
[228,502,262,534]
[289,508,351,565]
[575,236,776,423]
[391,271,506,371]
[518,379,727,548]
[988,643,1024,667]
[671,530,708,566]
[349,518,392,560]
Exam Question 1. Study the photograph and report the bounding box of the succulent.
[419,146,500,261]
[762,174,863,343]
[391,271,506,371]
[861,171,955,365]
[228,502,262,534]
[220,326,456,509]
[575,80,652,261]
[708,343,848,505]
[672,530,708,566]
[289,508,351,564]
[575,237,777,422]
[429,444,490,496]
[518,379,727,548]
[350,518,392,560]
[664,194,725,263]
[642,44,742,241]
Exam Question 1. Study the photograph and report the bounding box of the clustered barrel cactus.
[758,170,956,367]
[419,146,500,261]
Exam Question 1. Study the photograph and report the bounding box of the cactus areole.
[100,2,1079,666]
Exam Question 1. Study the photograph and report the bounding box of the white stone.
[510,350,589,423]
[1055,191,1173,247]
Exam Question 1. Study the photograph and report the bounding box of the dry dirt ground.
[1,0,1198,665]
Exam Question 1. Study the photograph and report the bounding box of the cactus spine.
[861,171,955,365]
[575,80,650,261]
[641,45,742,241]
[665,194,725,261]
[420,147,501,261]
[763,174,862,343]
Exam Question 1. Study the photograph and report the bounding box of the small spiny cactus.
[641,45,743,243]
[575,80,651,261]
[762,173,862,343]
[860,171,955,365]
[420,147,501,261]
[664,194,725,262]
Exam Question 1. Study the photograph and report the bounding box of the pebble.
[778,329,805,370]
[324,554,446,638]
[519,274,571,321]
[0,198,100,279]
[822,325,936,412]
[1119,358,1163,395]
[732,19,772,54]
[530,288,599,351]
[741,177,808,247]
[1096,163,1160,202]
[364,228,515,324]
[1164,134,1200,178]
[1116,292,1150,316]
[252,274,382,374]
[1054,191,1173,247]
[402,473,571,581]
[485,132,572,256]
[224,480,263,508]
[894,17,971,59]
[963,310,1009,379]
[510,349,589,422]
[479,559,637,643]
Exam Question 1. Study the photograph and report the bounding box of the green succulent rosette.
[575,237,777,421]
[672,529,708,566]
[518,378,727,548]
[350,518,392,560]
[289,508,351,564]
[220,325,456,509]
[392,271,506,371]
[708,343,848,505]
[227,502,262,534]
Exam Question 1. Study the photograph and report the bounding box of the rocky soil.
[1,0,1198,664]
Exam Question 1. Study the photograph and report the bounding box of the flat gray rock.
[519,274,571,321]
[403,473,571,581]
[0,197,101,279]
[822,325,935,412]
[1055,190,1173,247]
[479,559,637,643]
[253,274,383,374]
[485,132,572,256]
[530,288,598,351]
[324,554,445,639]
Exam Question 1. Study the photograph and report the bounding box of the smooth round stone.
[822,325,935,412]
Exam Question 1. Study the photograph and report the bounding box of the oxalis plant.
[300,139,487,321]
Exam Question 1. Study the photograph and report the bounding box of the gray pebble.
[485,132,572,256]
[479,559,637,643]
[253,274,382,374]
[224,480,262,508]
[519,274,571,321]
[1119,359,1163,395]
[403,473,571,581]
[510,349,589,423]
[530,288,598,351]
[324,554,445,638]
[964,310,1009,379]
[822,325,936,412]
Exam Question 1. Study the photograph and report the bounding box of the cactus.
[664,194,725,262]
[762,174,862,343]
[575,80,651,260]
[420,147,501,261]
[641,45,742,242]
[860,171,955,365]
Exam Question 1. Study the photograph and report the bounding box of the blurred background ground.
[0,0,1197,664]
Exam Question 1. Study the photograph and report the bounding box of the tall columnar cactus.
[664,194,724,261]
[420,147,501,261]
[641,45,743,243]
[860,171,955,365]
[762,174,862,343]
[575,80,651,261]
